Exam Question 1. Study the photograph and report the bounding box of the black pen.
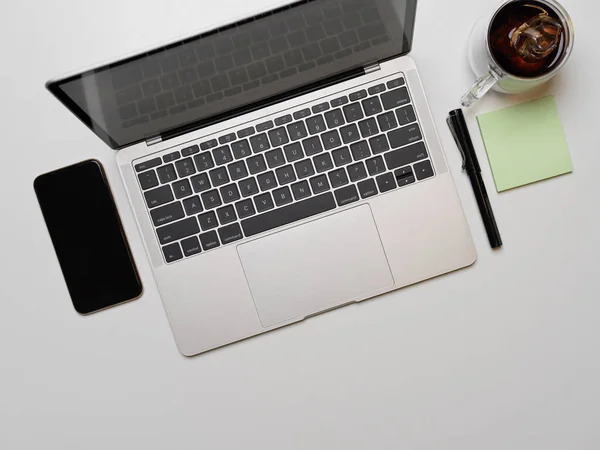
[447,109,503,249]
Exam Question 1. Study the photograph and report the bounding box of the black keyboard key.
[369,135,390,154]
[302,136,324,156]
[275,165,297,185]
[228,160,248,181]
[396,105,417,126]
[135,158,161,172]
[293,109,311,120]
[275,114,292,126]
[254,192,275,212]
[334,185,360,206]
[322,130,342,150]
[312,102,330,114]
[310,174,330,194]
[328,168,349,188]
[200,230,220,250]
[284,143,304,162]
[181,236,202,257]
[209,167,230,187]
[325,108,345,128]
[242,193,336,237]
[181,145,200,157]
[175,158,196,177]
[212,146,233,166]
[368,84,386,95]
[306,115,327,135]
[138,170,159,190]
[218,223,244,245]
[217,205,237,225]
[347,162,368,182]
[258,171,278,191]
[331,96,348,107]
[144,185,174,208]
[366,156,387,176]
[182,195,203,215]
[250,133,271,153]
[287,122,309,141]
[395,166,416,187]
[163,151,181,163]
[358,178,378,199]
[219,133,237,145]
[376,173,397,193]
[190,173,211,193]
[349,90,367,101]
[358,118,379,138]
[381,87,410,110]
[266,148,286,168]
[157,164,177,184]
[350,141,371,160]
[201,189,223,210]
[414,160,435,180]
[389,124,422,148]
[294,159,315,179]
[384,142,428,170]
[237,127,255,138]
[362,97,383,116]
[343,102,364,122]
[386,77,405,89]
[173,179,193,199]
[377,111,398,132]
[291,180,311,200]
[199,211,219,230]
[200,139,218,151]
[151,202,185,226]
[256,120,274,132]
[340,123,360,144]
[268,127,290,147]
[220,183,241,204]
[239,177,259,197]
[162,243,183,263]
[332,146,352,166]
[314,153,334,173]
[194,152,215,172]
[247,154,267,174]
[273,186,293,206]
[231,140,252,159]
[157,217,200,245]
[235,199,256,219]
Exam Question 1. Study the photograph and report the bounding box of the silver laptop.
[47,0,476,356]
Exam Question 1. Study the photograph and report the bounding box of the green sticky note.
[477,96,573,192]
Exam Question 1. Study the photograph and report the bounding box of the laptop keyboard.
[134,74,435,263]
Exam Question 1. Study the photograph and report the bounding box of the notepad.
[477,96,573,192]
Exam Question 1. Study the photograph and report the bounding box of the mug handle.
[461,71,500,107]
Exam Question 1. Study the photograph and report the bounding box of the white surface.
[2,0,599,448]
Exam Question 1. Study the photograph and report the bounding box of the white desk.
[2,0,599,448]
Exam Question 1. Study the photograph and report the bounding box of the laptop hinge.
[364,62,381,74]
[145,135,162,146]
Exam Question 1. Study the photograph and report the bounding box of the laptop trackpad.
[237,205,394,328]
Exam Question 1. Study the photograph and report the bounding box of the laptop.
[47,0,476,356]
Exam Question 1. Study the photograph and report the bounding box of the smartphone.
[34,160,142,314]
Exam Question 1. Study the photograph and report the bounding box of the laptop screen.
[48,0,417,149]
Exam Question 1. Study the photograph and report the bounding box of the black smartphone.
[34,160,142,314]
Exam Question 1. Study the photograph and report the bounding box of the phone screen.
[34,160,142,314]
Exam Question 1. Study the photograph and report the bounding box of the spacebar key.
[242,193,336,237]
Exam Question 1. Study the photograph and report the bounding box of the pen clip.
[446,117,467,171]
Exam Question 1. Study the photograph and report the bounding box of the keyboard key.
[220,183,241,204]
[369,135,390,154]
[268,127,290,147]
[258,171,278,191]
[200,230,220,250]
[340,123,360,144]
[199,211,219,230]
[218,223,244,245]
[386,77,405,89]
[181,145,199,157]
[190,173,211,193]
[366,156,387,176]
[347,162,368,182]
[228,160,248,181]
[182,196,203,215]
[151,202,185,226]
[157,164,177,184]
[194,152,215,171]
[242,193,336,237]
[181,236,202,257]
[368,84,386,95]
[330,96,349,107]
[332,146,352,166]
[343,102,364,122]
[219,133,237,145]
[231,140,252,159]
[163,151,181,163]
[306,115,327,135]
[250,133,271,152]
[256,120,274,132]
[350,141,371,160]
[201,189,223,210]
[135,158,161,172]
[275,114,293,126]
[312,102,330,113]
[322,130,342,150]
[247,154,267,174]
[294,159,315,179]
[349,90,367,101]
[310,174,331,194]
[358,178,378,199]
[377,111,398,132]
[173,179,193,199]
[389,124,422,148]
[381,87,410,110]
[254,192,275,212]
[138,170,159,190]
[157,217,200,245]
[302,136,324,156]
[209,167,230,187]
[325,108,345,128]
[335,185,360,206]
[237,126,255,138]
[358,118,379,138]
[273,186,293,206]
[275,165,297,185]
[376,173,397,193]
[284,143,304,162]
[291,180,311,200]
[175,158,196,177]
[414,160,434,180]
[235,199,256,219]
[293,108,311,120]
[212,146,233,166]
[287,122,309,141]
[384,142,428,170]
[200,139,218,151]
[328,168,349,188]
[217,205,237,225]
[314,153,334,173]
[162,242,183,263]
[239,177,259,197]
[396,105,417,126]
[144,185,174,208]
[266,148,286,168]
[362,97,383,116]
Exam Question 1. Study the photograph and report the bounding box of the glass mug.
[461,0,574,107]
